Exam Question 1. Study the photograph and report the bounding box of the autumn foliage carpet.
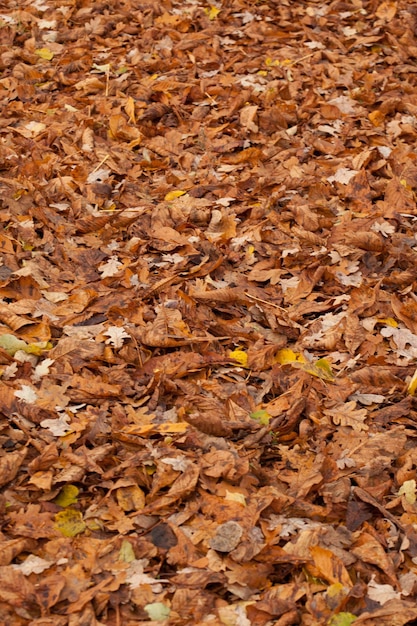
[3,0,417,624]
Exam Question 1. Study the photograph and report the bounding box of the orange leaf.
[310,545,352,587]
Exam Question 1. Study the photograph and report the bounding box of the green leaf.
[303,357,334,381]
[0,334,52,356]
[0,334,29,355]
[144,602,170,621]
[119,540,136,563]
[399,479,417,504]
[250,409,272,425]
[328,613,357,626]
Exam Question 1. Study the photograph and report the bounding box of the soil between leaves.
[2,0,417,624]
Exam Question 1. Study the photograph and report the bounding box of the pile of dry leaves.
[2,0,417,624]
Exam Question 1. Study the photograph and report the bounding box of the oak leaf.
[325,401,368,431]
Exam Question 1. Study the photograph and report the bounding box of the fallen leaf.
[309,545,352,587]
[54,509,86,537]
[324,401,368,431]
[210,521,243,553]
[40,414,72,436]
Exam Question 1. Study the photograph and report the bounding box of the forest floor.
[2,0,417,624]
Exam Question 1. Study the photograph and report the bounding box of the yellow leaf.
[118,422,188,439]
[204,5,220,20]
[54,509,86,537]
[378,317,398,327]
[327,582,346,598]
[265,57,280,67]
[164,190,187,202]
[225,490,246,506]
[399,479,417,504]
[36,47,54,60]
[54,484,79,508]
[303,358,334,381]
[119,540,136,563]
[275,348,306,365]
[400,178,413,192]
[229,349,248,368]
[250,409,272,425]
[408,368,417,396]
[26,341,52,355]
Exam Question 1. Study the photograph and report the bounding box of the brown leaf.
[351,531,397,585]
[344,231,384,252]
[391,294,417,335]
[324,401,368,431]
[0,566,37,613]
[144,463,199,513]
[181,395,233,437]
[0,538,37,567]
[210,521,243,552]
[353,599,417,625]
[69,374,122,398]
[8,505,58,539]
[35,574,66,612]
[0,448,27,488]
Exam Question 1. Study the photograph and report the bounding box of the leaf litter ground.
[2,0,417,624]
